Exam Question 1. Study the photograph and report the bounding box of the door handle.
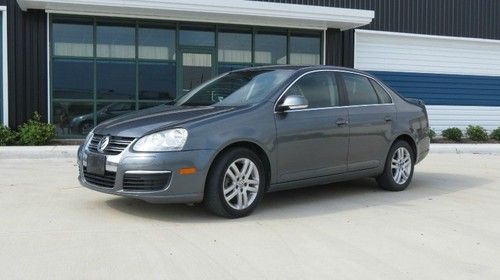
[336,118,348,126]
[384,116,392,122]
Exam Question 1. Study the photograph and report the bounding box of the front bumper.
[77,144,215,203]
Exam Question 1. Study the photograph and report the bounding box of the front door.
[275,71,349,182]
[178,49,215,97]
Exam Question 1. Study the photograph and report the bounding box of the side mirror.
[277,95,308,112]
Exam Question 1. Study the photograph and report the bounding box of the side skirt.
[267,167,382,193]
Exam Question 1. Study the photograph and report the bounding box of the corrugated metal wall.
[3,0,47,127]
[255,0,500,40]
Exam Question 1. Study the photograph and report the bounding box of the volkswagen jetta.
[78,66,430,218]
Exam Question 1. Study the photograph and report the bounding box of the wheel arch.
[392,134,417,159]
[206,140,272,192]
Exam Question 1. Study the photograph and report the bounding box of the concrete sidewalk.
[430,143,500,155]
[0,145,78,159]
[1,143,500,159]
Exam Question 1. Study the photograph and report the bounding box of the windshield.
[175,70,294,106]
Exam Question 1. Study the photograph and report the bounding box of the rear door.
[340,73,396,171]
[275,71,349,182]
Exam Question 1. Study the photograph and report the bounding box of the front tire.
[204,148,266,218]
[376,141,415,191]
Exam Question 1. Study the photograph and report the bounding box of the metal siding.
[355,30,500,107]
[6,0,47,127]
[354,30,500,76]
[427,105,500,133]
[370,71,500,107]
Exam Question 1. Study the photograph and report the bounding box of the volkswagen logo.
[97,136,110,153]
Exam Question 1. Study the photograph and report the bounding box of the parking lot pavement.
[0,153,499,279]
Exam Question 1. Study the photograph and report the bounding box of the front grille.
[123,172,171,191]
[88,134,135,155]
[83,167,116,188]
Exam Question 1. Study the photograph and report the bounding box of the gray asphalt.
[0,153,499,279]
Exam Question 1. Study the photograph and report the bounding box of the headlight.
[133,128,188,152]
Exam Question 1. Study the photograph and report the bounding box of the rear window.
[370,79,392,104]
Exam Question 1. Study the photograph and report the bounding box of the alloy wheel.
[222,158,260,210]
[391,147,412,185]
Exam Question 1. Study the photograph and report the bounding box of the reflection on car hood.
[93,105,237,137]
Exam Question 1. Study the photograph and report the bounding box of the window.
[96,61,136,100]
[179,27,215,47]
[177,70,294,106]
[53,101,94,135]
[96,22,135,59]
[139,102,164,110]
[285,72,339,108]
[138,26,175,60]
[218,64,249,75]
[289,34,321,65]
[96,102,135,125]
[51,18,177,137]
[139,62,176,101]
[52,19,93,57]
[138,25,176,102]
[370,79,392,104]
[343,73,380,105]
[52,59,93,99]
[218,30,252,63]
[255,32,287,64]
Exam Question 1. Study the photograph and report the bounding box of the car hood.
[92,105,238,137]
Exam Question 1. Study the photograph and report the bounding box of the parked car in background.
[70,103,136,135]
[78,66,430,218]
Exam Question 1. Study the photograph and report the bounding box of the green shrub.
[18,112,56,145]
[442,127,463,142]
[466,125,488,142]
[0,125,18,146]
[490,127,500,141]
[429,129,436,140]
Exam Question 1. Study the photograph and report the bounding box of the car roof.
[231,65,372,76]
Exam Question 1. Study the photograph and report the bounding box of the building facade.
[1,0,500,137]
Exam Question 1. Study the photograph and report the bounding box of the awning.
[17,0,374,30]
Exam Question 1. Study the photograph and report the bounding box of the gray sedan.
[78,66,430,218]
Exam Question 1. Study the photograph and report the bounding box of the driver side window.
[284,72,339,109]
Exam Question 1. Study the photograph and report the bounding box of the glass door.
[178,49,215,96]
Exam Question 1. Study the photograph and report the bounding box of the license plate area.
[86,154,107,176]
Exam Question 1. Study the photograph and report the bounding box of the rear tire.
[376,140,415,191]
[204,148,266,218]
